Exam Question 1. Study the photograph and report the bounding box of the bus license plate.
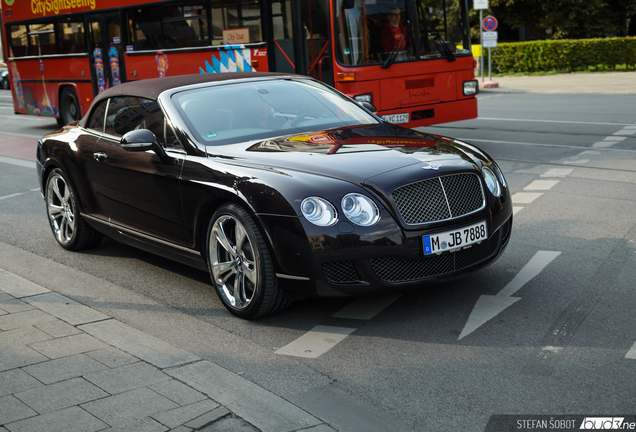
[423,221,487,255]
[382,113,409,124]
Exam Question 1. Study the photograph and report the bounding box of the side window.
[58,19,86,54]
[29,23,56,55]
[8,25,28,57]
[87,100,108,133]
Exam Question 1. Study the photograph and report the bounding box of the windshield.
[173,79,379,145]
[335,0,471,67]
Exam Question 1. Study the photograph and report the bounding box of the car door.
[89,95,188,246]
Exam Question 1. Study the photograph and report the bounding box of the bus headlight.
[463,80,479,96]
[354,94,373,104]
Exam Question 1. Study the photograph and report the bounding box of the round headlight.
[493,163,507,188]
[341,193,380,226]
[482,167,501,197]
[301,197,338,226]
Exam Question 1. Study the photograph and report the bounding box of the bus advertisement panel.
[1,0,477,127]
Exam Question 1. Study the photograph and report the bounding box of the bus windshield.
[335,0,471,67]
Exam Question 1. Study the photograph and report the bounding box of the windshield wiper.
[424,18,455,62]
[382,20,411,69]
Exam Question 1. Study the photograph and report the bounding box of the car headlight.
[493,163,507,188]
[301,197,338,226]
[482,167,501,197]
[341,193,380,226]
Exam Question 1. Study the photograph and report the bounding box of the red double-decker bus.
[1,0,477,128]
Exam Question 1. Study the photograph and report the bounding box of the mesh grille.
[370,227,502,283]
[322,261,358,284]
[393,173,484,224]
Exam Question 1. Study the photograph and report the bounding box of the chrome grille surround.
[393,173,485,225]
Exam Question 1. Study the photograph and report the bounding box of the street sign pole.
[480,10,484,83]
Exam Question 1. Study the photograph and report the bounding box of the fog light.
[463,80,479,96]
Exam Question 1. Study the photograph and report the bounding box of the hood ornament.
[421,163,441,170]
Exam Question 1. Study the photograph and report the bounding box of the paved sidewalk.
[0,269,334,432]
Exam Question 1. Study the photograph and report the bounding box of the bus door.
[87,13,125,96]
[267,0,333,86]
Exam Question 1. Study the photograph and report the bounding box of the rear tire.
[207,203,292,319]
[59,87,81,126]
[45,168,102,250]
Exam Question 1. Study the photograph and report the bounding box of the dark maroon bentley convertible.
[37,72,512,318]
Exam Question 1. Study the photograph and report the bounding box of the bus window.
[128,7,163,50]
[58,19,87,54]
[8,25,28,57]
[163,3,209,48]
[29,23,56,56]
[210,0,262,45]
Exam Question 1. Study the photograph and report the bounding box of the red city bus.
[1,0,477,128]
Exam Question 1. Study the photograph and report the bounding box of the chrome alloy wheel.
[46,172,77,246]
[209,214,258,310]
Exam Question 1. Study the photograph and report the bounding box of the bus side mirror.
[342,0,355,9]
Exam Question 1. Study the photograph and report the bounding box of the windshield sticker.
[206,131,218,139]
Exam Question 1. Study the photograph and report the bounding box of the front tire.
[207,203,291,319]
[45,168,102,250]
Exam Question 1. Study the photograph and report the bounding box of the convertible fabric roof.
[79,72,297,127]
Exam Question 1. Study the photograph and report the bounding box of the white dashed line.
[275,326,356,358]
[541,168,573,178]
[511,192,543,204]
[524,180,559,191]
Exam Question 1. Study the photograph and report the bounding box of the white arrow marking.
[458,251,562,340]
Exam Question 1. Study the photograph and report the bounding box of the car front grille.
[322,260,358,284]
[392,173,484,224]
[370,218,510,283]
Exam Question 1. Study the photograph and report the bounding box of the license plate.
[423,221,487,255]
[382,113,409,124]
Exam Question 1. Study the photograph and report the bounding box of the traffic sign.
[482,15,498,31]
[474,0,488,9]
[482,31,498,40]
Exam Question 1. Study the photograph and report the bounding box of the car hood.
[206,124,486,186]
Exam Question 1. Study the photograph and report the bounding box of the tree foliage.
[472,0,636,40]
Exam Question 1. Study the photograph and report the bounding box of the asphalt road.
[1,88,635,432]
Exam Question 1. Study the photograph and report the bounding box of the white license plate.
[382,113,409,124]
[423,221,487,255]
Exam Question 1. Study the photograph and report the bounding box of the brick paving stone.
[0,298,33,315]
[29,333,108,359]
[81,387,179,426]
[0,310,57,331]
[34,318,82,338]
[152,399,221,429]
[85,347,139,368]
[4,406,108,432]
[149,380,208,406]
[183,407,231,430]
[0,395,37,425]
[0,369,43,397]
[22,353,108,384]
[84,361,171,394]
[198,416,260,432]
[15,377,109,414]
[0,326,51,347]
[23,292,110,326]
[99,417,168,432]
[0,343,49,373]
[0,272,49,298]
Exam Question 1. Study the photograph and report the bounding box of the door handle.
[93,152,108,162]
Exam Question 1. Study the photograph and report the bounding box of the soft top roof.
[78,72,297,127]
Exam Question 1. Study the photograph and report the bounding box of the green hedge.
[490,37,636,74]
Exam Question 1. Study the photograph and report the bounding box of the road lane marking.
[563,159,589,164]
[524,180,559,191]
[275,326,356,358]
[332,294,402,320]
[0,189,38,201]
[625,340,636,359]
[512,206,524,215]
[458,251,562,340]
[541,168,573,178]
[614,129,636,135]
[511,192,543,204]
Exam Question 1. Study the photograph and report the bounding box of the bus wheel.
[58,87,81,127]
